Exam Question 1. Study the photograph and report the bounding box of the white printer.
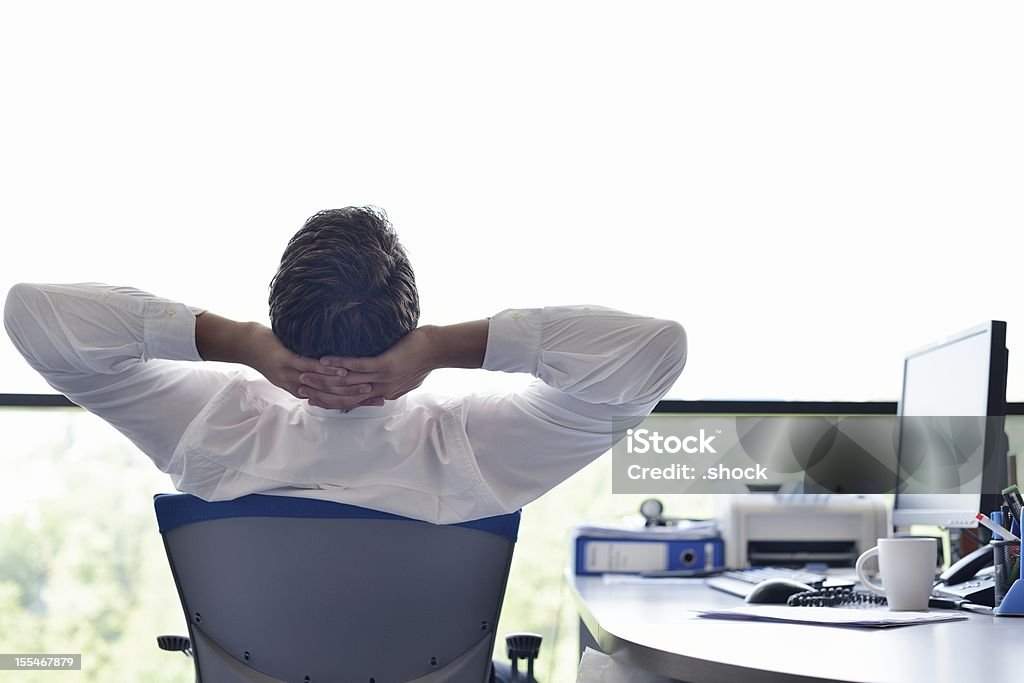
[714,494,890,569]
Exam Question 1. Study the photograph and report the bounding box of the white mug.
[855,537,937,611]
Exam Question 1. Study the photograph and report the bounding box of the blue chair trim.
[154,493,520,542]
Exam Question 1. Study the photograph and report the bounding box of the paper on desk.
[697,605,968,628]
[576,648,674,683]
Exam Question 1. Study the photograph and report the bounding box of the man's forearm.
[423,320,489,370]
[4,283,205,379]
[195,312,258,366]
[480,306,687,407]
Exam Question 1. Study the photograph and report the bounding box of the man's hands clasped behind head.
[198,312,486,413]
[247,323,438,412]
[300,326,438,411]
[242,324,384,411]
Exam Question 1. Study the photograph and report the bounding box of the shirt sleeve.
[3,282,234,473]
[464,305,687,513]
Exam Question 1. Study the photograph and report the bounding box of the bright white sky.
[1,1,1022,401]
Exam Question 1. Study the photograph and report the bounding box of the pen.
[975,512,1021,542]
[1002,485,1024,525]
[928,596,993,613]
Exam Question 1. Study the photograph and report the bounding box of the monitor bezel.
[891,321,1008,528]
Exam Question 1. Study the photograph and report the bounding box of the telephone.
[932,545,995,606]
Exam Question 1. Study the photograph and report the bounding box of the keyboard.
[706,567,829,599]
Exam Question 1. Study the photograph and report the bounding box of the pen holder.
[992,540,1020,608]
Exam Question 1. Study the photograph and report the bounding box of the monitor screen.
[892,322,1008,528]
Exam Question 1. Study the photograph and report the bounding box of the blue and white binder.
[573,521,724,576]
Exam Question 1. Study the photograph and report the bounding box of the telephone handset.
[933,544,995,607]
[939,544,994,585]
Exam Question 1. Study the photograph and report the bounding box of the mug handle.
[856,546,885,596]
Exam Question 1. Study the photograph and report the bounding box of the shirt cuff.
[482,308,542,375]
[144,300,203,362]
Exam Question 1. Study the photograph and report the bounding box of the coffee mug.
[855,537,937,611]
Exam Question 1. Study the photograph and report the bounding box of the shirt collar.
[301,394,408,418]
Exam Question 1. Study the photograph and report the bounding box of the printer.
[714,494,890,569]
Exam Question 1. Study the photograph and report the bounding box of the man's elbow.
[659,319,688,379]
[4,283,38,350]
[4,283,54,372]
[638,319,687,405]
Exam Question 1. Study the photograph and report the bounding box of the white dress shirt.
[4,283,686,523]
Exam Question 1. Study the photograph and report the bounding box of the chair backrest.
[154,494,520,683]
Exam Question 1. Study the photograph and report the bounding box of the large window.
[2,2,1022,401]
[0,405,709,682]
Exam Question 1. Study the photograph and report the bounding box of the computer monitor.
[892,321,1008,528]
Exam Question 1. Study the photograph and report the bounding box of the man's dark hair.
[269,206,419,359]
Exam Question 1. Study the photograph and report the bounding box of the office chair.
[153,493,541,683]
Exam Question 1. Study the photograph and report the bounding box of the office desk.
[568,571,1023,683]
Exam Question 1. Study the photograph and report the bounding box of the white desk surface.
[568,571,1023,683]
